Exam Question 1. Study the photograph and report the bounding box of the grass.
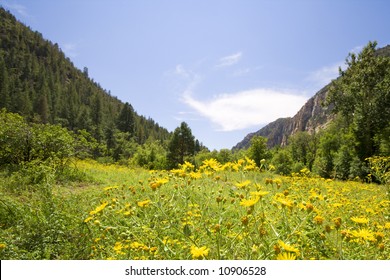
[0,158,389,260]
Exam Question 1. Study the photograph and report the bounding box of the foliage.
[167,122,196,168]
[366,156,390,185]
[1,158,389,260]
[327,41,390,161]
[271,148,293,175]
[0,109,74,167]
[247,136,270,167]
[0,7,171,159]
[288,132,317,171]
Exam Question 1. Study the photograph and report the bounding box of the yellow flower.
[250,191,270,198]
[384,222,390,229]
[314,215,325,225]
[89,202,108,215]
[274,197,294,208]
[114,242,124,253]
[103,186,118,191]
[180,161,195,172]
[0,243,6,250]
[240,197,259,207]
[276,252,297,260]
[150,178,169,190]
[351,216,369,224]
[84,216,93,223]
[190,172,202,179]
[137,199,151,208]
[277,240,300,254]
[351,228,376,242]
[333,217,342,229]
[235,180,251,189]
[190,245,209,259]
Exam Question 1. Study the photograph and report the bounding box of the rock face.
[232,45,390,150]
[232,85,334,150]
[233,44,390,151]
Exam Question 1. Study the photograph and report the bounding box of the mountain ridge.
[233,44,390,150]
[0,6,171,146]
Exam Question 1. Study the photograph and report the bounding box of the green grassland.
[0,158,389,260]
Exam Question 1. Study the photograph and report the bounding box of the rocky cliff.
[232,85,333,150]
[233,44,390,151]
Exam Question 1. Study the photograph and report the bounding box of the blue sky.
[2,0,390,150]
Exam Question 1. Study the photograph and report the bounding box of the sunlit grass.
[0,158,388,260]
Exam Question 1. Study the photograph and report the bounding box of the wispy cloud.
[305,63,342,88]
[3,1,30,18]
[175,64,191,79]
[62,43,79,58]
[182,88,307,131]
[216,52,242,67]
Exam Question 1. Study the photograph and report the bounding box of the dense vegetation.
[0,8,389,260]
[0,7,174,163]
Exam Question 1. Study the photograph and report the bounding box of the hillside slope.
[0,7,170,145]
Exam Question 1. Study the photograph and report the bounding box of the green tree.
[247,136,269,167]
[288,131,317,171]
[0,56,11,109]
[327,41,390,161]
[272,148,293,175]
[116,102,135,136]
[167,122,195,168]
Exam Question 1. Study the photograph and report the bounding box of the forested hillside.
[0,7,171,159]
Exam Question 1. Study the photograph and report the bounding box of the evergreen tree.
[167,122,195,168]
[116,102,135,136]
[0,57,10,109]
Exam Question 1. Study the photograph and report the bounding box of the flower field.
[77,158,389,260]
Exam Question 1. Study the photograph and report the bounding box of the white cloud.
[182,88,307,131]
[306,63,341,87]
[175,64,190,79]
[232,67,251,77]
[216,52,242,67]
[62,43,79,58]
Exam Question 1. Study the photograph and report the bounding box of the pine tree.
[116,102,135,136]
[0,57,11,109]
[167,122,195,168]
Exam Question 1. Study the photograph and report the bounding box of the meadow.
[0,158,389,260]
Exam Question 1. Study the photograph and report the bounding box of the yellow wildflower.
[314,215,325,225]
[150,178,169,190]
[384,222,390,229]
[137,199,151,208]
[0,243,6,250]
[277,240,300,254]
[274,197,294,208]
[333,217,342,229]
[351,217,369,224]
[89,202,108,215]
[250,191,270,198]
[84,216,93,223]
[190,172,202,179]
[351,228,376,242]
[235,180,251,189]
[240,196,260,207]
[114,242,124,253]
[103,186,118,191]
[190,245,209,259]
[180,161,195,172]
[276,252,297,260]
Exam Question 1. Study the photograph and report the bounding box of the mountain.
[233,45,390,150]
[0,7,170,146]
